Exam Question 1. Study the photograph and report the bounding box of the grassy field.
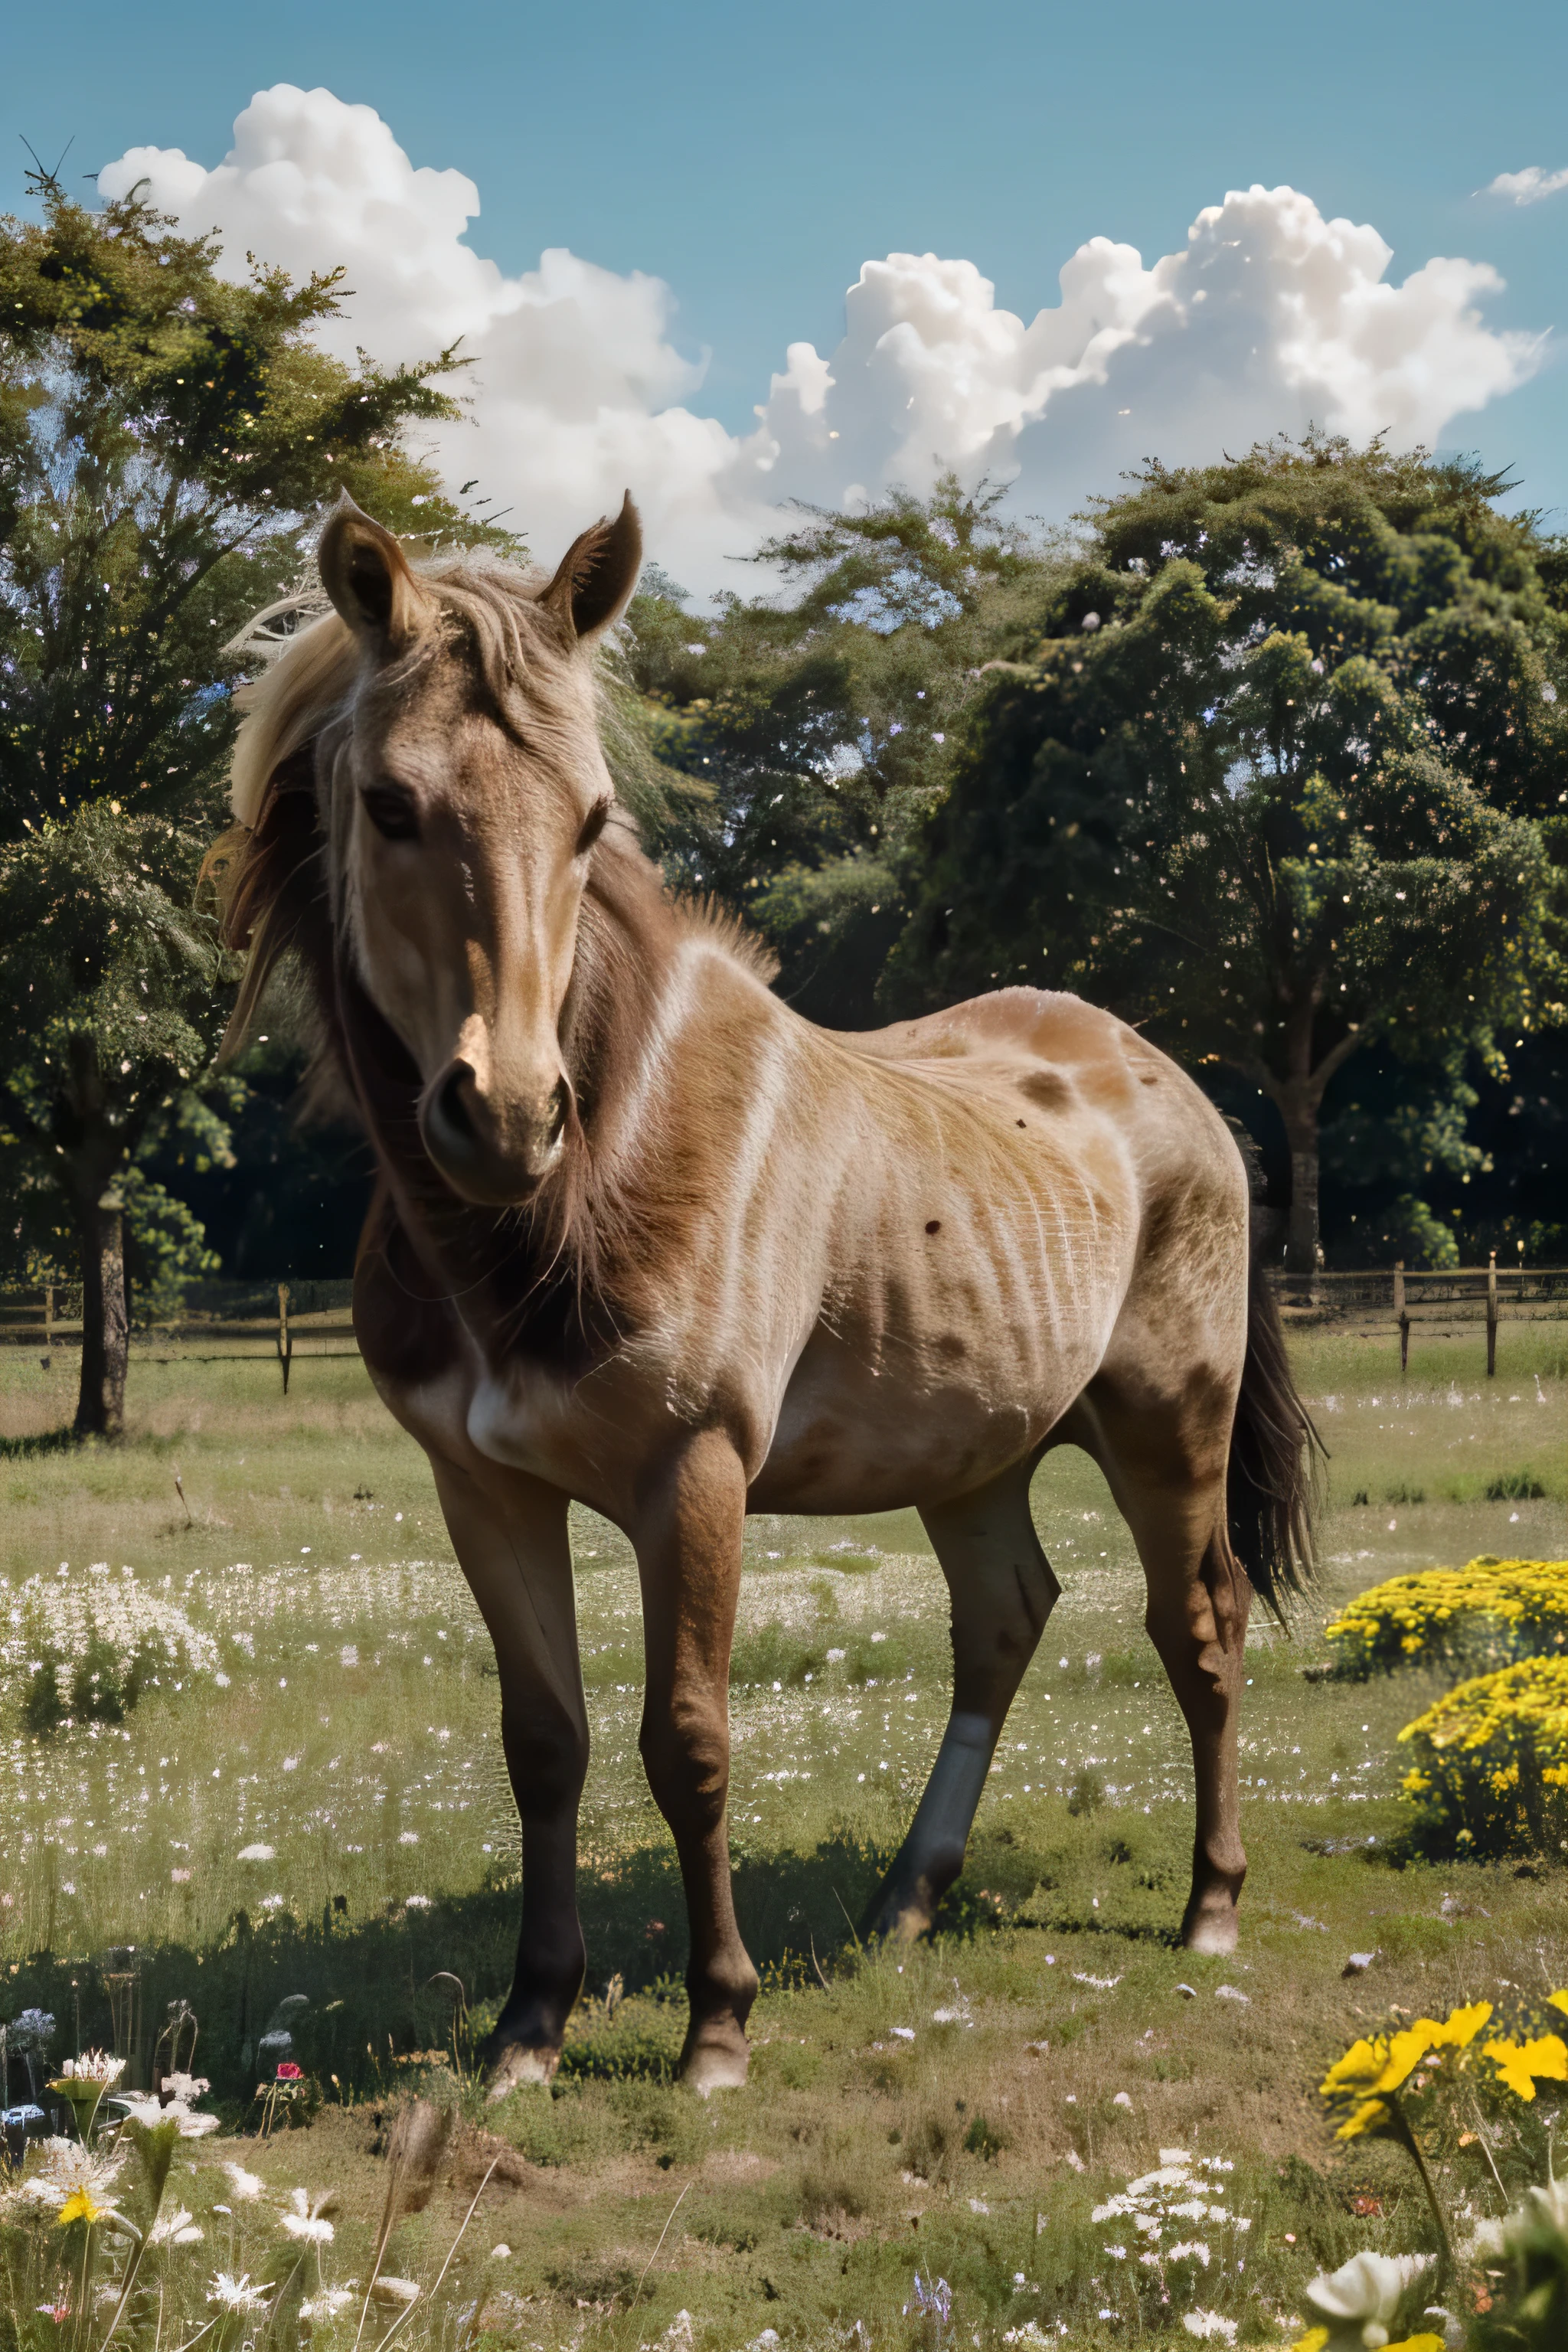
[1,1321,1565,2349]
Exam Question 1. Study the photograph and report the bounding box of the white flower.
[1305,2251,1433,2347]
[1530,2174,1568,2236]
[114,2092,219,2139]
[237,1844,275,1862]
[209,2275,270,2314]
[1168,2240,1211,2265]
[149,2206,204,2247]
[221,2162,266,2203]
[15,2139,127,2213]
[1182,2314,1236,2342]
[279,2188,335,2245]
[300,2287,356,2324]
[57,2053,126,2087]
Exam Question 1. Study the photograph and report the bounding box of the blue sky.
[8,1,1566,578]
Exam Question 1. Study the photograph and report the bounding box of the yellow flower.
[1377,2023,1439,2094]
[1334,2096,1390,2141]
[1432,1999,1492,2050]
[1483,2033,1568,2100]
[55,2187,110,2227]
[1320,2037,1384,2098]
[1288,2332,1330,2352]
[1547,1991,1568,2020]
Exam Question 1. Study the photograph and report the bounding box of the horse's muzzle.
[420,1060,568,1203]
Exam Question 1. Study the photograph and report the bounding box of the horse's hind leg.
[427,1458,590,2096]
[1080,1384,1250,1954]
[861,1458,1058,1944]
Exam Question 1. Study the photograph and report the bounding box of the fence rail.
[3,1262,1564,1387]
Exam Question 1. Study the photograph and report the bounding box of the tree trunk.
[1276,1088,1321,1292]
[76,1188,129,1438]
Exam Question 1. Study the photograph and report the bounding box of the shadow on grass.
[0,1425,81,1459]
[0,1812,1225,2109]
[0,1833,900,2108]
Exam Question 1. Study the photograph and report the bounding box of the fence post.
[1487,1250,1498,1379]
[278,1282,292,1396]
[1394,1259,1410,1377]
[43,1283,54,1367]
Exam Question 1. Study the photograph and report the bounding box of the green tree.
[629,479,1058,1021]
[891,437,1566,1278]
[0,170,496,1432]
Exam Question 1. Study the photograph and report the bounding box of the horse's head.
[314,495,642,1206]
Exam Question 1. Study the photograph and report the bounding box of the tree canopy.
[887,436,1566,1273]
[629,478,1057,1022]
[0,173,505,1430]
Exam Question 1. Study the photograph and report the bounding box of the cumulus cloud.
[100,85,1545,595]
[1481,165,1568,206]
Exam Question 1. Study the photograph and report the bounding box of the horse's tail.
[1227,1247,1321,1621]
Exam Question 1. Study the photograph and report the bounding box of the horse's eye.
[361,784,420,841]
[577,797,612,855]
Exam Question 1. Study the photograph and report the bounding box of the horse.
[212,492,1317,2097]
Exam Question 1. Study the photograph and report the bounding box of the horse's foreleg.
[635,1428,756,2093]
[427,1458,588,2095]
[861,1459,1058,1944]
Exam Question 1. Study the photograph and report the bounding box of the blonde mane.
[209,545,770,1324]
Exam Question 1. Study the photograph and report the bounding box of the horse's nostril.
[437,1066,478,1143]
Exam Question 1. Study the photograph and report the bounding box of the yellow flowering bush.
[1396,1655,1568,1854]
[1325,1558,1568,1681]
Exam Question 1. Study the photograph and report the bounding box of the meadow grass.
[1,1321,1565,2348]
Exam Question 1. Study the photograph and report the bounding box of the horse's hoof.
[485,2041,559,2101]
[859,1891,933,1946]
[680,2034,750,2096]
[1181,1899,1240,1957]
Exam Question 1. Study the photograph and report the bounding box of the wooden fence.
[3,1260,1563,1387]
[0,1279,358,1387]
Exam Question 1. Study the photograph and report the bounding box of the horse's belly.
[751,1336,1075,1514]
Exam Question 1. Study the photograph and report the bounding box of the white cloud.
[100,85,1545,596]
[1481,165,1568,206]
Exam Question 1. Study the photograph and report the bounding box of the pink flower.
[276,2062,303,2082]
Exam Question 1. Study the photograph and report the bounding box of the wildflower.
[54,2051,126,2087]
[1303,2251,1432,2349]
[1182,2318,1236,2343]
[57,2187,116,2227]
[209,2275,270,2314]
[114,2088,220,2138]
[903,2273,952,2325]
[1481,2031,1568,2099]
[300,2286,356,2323]
[15,2138,127,2220]
[276,2063,304,2082]
[1319,2002,1492,2138]
[149,2206,204,2246]
[221,2161,266,2202]
[279,2187,335,2244]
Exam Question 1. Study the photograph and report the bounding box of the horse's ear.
[318,495,423,650]
[543,493,642,643]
